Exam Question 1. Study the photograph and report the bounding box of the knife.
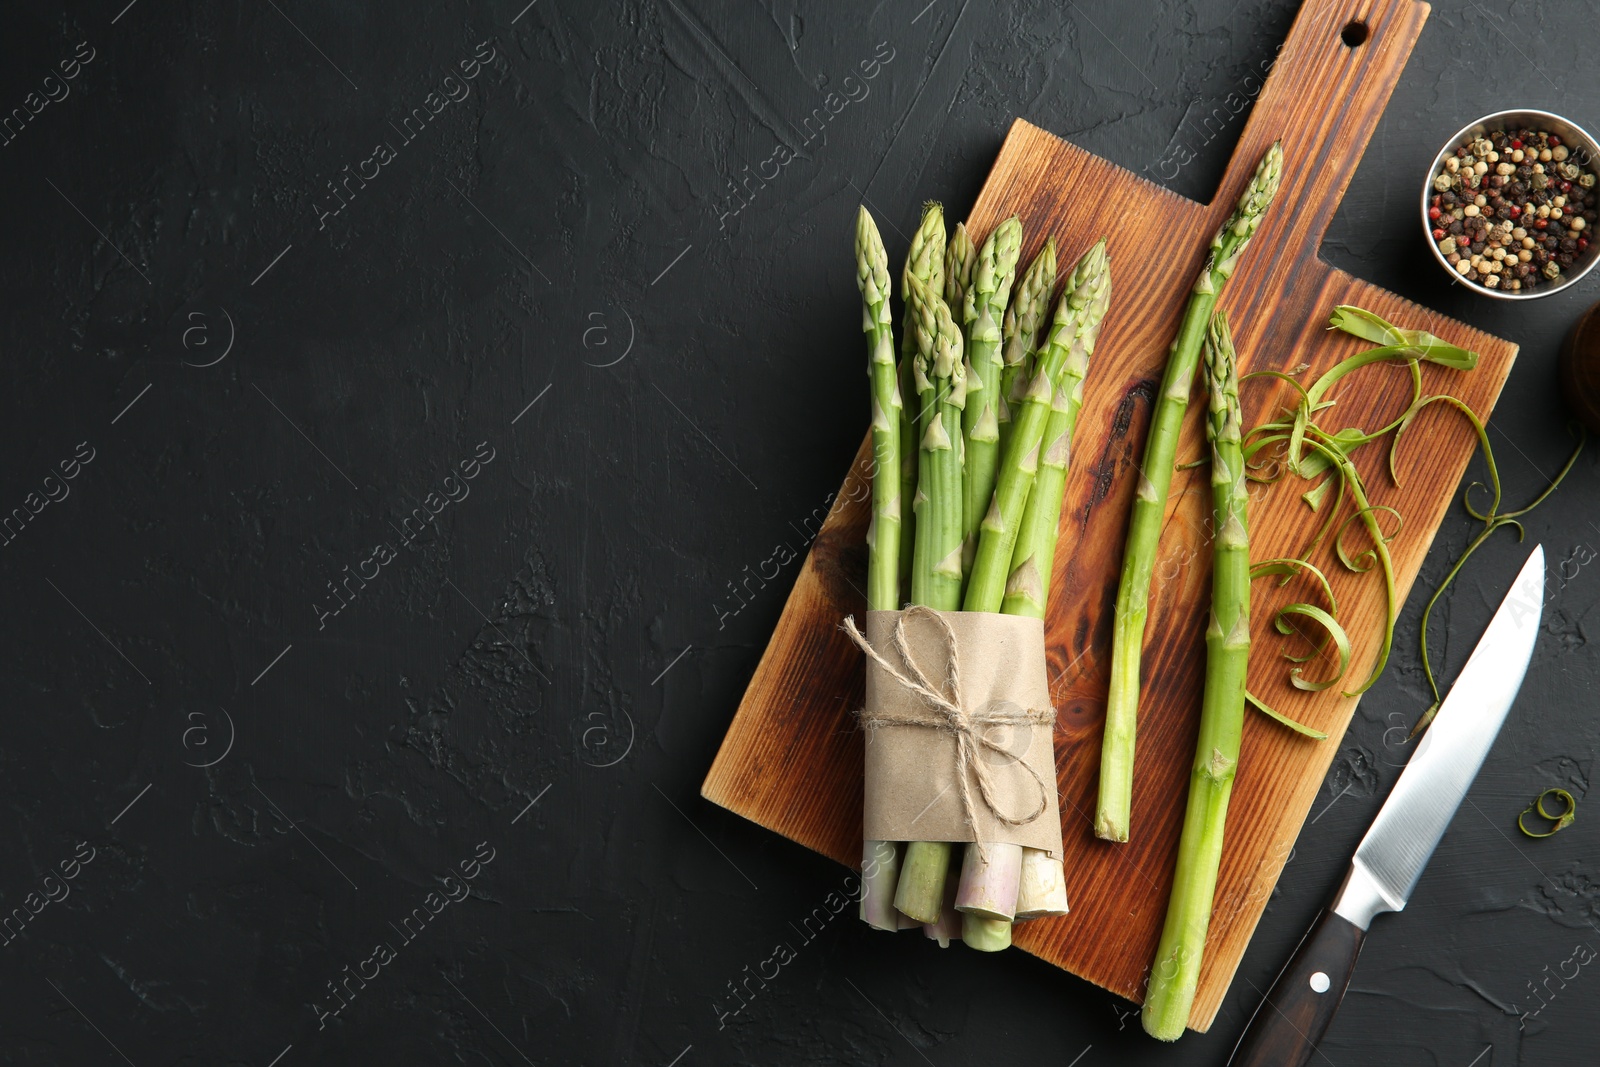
[1229,544,1545,1067]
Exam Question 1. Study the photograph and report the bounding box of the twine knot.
[842,606,1054,848]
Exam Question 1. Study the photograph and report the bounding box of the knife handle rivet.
[1309,971,1331,994]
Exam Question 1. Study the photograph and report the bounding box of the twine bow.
[842,606,1054,850]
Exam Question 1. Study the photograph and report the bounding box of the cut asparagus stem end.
[859,839,904,931]
[894,841,952,924]
[960,913,1013,952]
[922,861,963,946]
[954,842,1022,921]
[1014,848,1070,920]
[1094,777,1132,844]
[922,911,959,947]
[897,909,921,930]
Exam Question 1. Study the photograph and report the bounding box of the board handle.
[1215,0,1430,265]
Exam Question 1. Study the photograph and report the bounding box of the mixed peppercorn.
[1429,128,1597,293]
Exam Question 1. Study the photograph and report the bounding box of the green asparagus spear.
[857,207,901,613]
[1098,141,1281,844]
[896,204,947,597]
[997,238,1057,458]
[960,217,1023,567]
[907,275,967,610]
[894,272,967,925]
[865,208,942,932]
[942,221,976,586]
[1141,311,1250,1041]
[901,204,947,366]
[944,222,976,314]
[964,239,1110,615]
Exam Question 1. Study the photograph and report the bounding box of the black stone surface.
[1,2,1596,1064]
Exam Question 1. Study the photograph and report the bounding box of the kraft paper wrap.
[851,607,1062,858]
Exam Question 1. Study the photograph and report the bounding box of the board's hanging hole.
[1340,20,1369,47]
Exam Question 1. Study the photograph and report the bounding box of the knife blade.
[1229,544,1545,1067]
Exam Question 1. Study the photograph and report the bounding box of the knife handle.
[1227,908,1366,1067]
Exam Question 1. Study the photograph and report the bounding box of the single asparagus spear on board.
[1141,310,1250,1041]
[1098,141,1281,844]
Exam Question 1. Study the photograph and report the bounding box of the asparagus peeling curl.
[1141,311,1250,1040]
[1098,141,1282,844]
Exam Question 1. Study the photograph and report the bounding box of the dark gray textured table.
[1,2,1596,1064]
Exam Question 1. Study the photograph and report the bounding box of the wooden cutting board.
[704,0,1516,1033]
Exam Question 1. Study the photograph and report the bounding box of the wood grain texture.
[703,0,1512,1034]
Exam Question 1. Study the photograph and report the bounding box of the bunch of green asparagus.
[854,202,1112,950]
